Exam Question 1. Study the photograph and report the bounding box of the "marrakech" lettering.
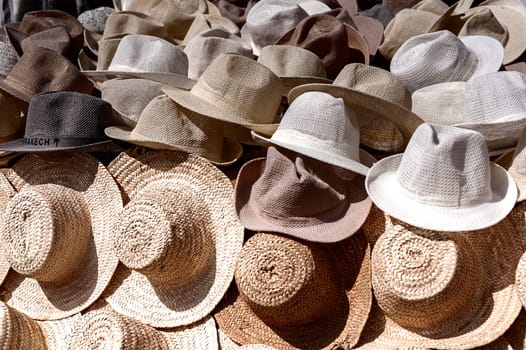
[23,138,60,146]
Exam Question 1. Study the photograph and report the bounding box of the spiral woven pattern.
[0,301,47,349]
[104,149,244,328]
[37,313,81,350]
[0,173,15,285]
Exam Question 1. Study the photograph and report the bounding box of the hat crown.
[396,124,492,207]
[109,34,189,76]
[102,11,166,38]
[411,81,466,125]
[391,30,478,92]
[235,233,339,326]
[113,187,214,285]
[464,71,526,124]
[78,6,115,33]
[1,184,91,283]
[257,45,326,78]
[0,34,18,77]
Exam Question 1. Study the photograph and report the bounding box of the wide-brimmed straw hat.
[496,127,526,202]
[390,30,504,92]
[66,302,219,349]
[355,208,523,349]
[235,146,372,242]
[365,123,517,231]
[218,329,278,350]
[103,150,244,328]
[0,34,19,78]
[105,95,242,165]
[289,63,424,153]
[214,231,372,349]
[458,7,508,46]
[0,173,15,285]
[0,152,122,320]
[163,53,283,137]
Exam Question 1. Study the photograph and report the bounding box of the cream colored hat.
[356,209,523,349]
[103,150,244,328]
[366,123,517,231]
[0,152,122,320]
[105,95,243,166]
[0,172,15,286]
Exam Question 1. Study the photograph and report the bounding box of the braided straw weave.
[0,173,16,285]
[0,152,122,320]
[0,301,47,349]
[355,209,522,349]
[218,329,278,350]
[103,149,244,327]
[214,231,371,349]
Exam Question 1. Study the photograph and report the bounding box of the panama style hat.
[366,123,517,231]
[214,231,372,349]
[496,127,526,202]
[355,209,523,349]
[105,95,242,165]
[390,30,504,92]
[0,152,122,320]
[103,150,244,328]
[458,7,509,46]
[163,53,283,137]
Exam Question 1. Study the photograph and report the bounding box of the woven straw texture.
[355,209,523,349]
[163,53,283,136]
[0,301,47,349]
[496,126,526,202]
[0,152,122,320]
[0,34,18,78]
[78,6,115,33]
[218,329,278,350]
[412,81,465,125]
[103,149,244,327]
[514,203,526,309]
[214,231,372,349]
[0,173,15,285]
[37,313,81,350]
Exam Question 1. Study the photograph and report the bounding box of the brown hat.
[0,47,93,103]
[278,14,370,79]
[214,230,372,349]
[211,0,257,27]
[458,7,509,46]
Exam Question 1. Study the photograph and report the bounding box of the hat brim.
[289,84,424,150]
[495,151,526,202]
[103,150,244,327]
[83,70,196,90]
[351,15,384,56]
[38,314,82,349]
[0,173,16,286]
[1,153,121,320]
[0,137,115,152]
[460,35,504,77]
[104,125,243,166]
[280,76,332,95]
[163,86,279,136]
[365,154,518,231]
[234,156,372,242]
[84,29,101,55]
[0,78,32,103]
[214,232,372,349]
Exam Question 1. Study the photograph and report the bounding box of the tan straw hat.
[103,149,244,328]
[218,329,277,350]
[214,231,372,349]
[458,7,509,46]
[182,14,241,45]
[0,173,16,285]
[289,63,424,153]
[356,208,523,349]
[105,95,243,166]
[67,302,219,349]
[496,127,526,202]
[163,53,284,137]
[0,152,122,320]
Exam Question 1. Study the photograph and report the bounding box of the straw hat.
[103,149,244,327]
[411,0,449,15]
[355,208,523,349]
[366,123,517,231]
[78,6,115,34]
[0,34,19,78]
[0,173,15,285]
[411,81,466,126]
[105,95,243,165]
[163,53,283,137]
[182,14,240,45]
[218,329,278,350]
[458,7,508,46]
[67,302,219,349]
[0,152,121,320]
[289,63,424,153]
[495,128,526,202]
[214,231,372,349]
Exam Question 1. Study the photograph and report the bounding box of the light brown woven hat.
[0,152,122,320]
[458,7,509,46]
[163,53,284,137]
[412,0,449,15]
[218,329,277,350]
[103,149,244,328]
[289,63,424,153]
[182,14,241,45]
[0,172,16,285]
[214,231,372,349]
[496,127,526,202]
[105,95,243,165]
[355,208,523,349]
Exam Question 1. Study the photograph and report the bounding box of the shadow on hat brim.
[83,71,196,90]
[0,78,32,103]
[235,156,372,242]
[104,125,243,166]
[78,49,98,71]
[365,154,518,231]
[460,35,504,76]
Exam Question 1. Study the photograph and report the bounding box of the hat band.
[22,136,108,148]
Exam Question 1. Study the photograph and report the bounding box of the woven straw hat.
[412,81,466,125]
[182,14,240,45]
[289,63,424,153]
[103,150,244,327]
[458,7,508,46]
[496,128,526,202]
[235,145,373,242]
[163,53,283,137]
[0,34,18,78]
[67,302,219,349]
[0,153,121,320]
[391,30,504,92]
[0,173,15,286]
[257,45,330,94]
[78,6,115,34]
[105,95,243,165]
[91,37,123,71]
[355,208,523,349]
[366,123,517,231]
[83,34,195,90]
[218,329,278,349]
[214,231,372,349]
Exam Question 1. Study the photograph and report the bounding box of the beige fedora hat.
[355,209,523,349]
[105,95,243,165]
[0,152,122,320]
[163,53,283,137]
[182,14,241,45]
[366,123,517,232]
[496,127,526,202]
[289,63,424,153]
[214,231,372,349]
[103,150,244,328]
[458,7,509,46]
